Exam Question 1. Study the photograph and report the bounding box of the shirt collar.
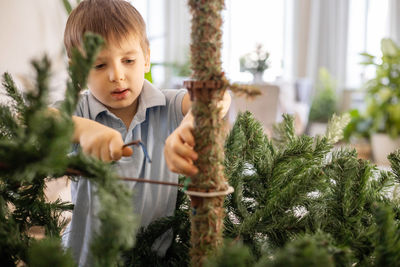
[86,80,166,122]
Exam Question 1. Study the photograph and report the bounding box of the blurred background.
[1,0,400,167]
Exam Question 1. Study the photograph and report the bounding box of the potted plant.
[347,38,400,165]
[307,67,338,136]
[240,44,270,83]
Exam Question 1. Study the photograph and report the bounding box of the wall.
[0,0,68,103]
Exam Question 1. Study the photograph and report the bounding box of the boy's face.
[87,35,150,115]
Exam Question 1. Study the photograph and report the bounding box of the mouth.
[111,88,130,100]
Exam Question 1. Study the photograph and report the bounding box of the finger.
[184,143,198,160]
[100,144,111,162]
[109,137,123,161]
[92,146,101,160]
[122,146,133,157]
[82,144,91,155]
[173,142,198,161]
[180,126,195,147]
[170,156,199,176]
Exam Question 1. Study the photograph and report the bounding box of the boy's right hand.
[72,116,133,162]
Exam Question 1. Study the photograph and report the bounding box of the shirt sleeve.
[162,89,187,131]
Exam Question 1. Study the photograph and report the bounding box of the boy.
[62,0,230,266]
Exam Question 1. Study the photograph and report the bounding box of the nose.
[109,63,125,82]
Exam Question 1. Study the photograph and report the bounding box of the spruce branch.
[123,188,191,267]
[272,114,296,147]
[389,150,400,184]
[325,113,351,144]
[1,72,25,122]
[61,33,104,116]
[372,204,400,266]
[0,105,20,139]
[0,33,135,266]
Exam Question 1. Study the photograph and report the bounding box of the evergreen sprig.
[224,112,333,257]
[372,204,400,266]
[218,112,400,266]
[0,33,136,266]
[123,186,191,267]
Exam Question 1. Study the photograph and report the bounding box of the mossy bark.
[187,0,227,266]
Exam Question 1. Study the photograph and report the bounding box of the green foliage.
[0,34,137,266]
[204,240,255,267]
[256,231,351,267]
[27,238,76,267]
[309,68,338,122]
[343,109,373,141]
[371,204,400,266]
[223,112,347,257]
[61,0,81,15]
[144,65,153,83]
[346,38,400,139]
[2,29,400,266]
[123,184,191,267]
[209,111,400,266]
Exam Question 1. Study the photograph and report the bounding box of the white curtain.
[304,0,350,91]
[389,0,400,45]
[163,0,191,87]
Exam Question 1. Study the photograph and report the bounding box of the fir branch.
[0,105,20,139]
[388,150,400,184]
[0,33,134,266]
[27,237,76,267]
[272,114,296,147]
[27,57,51,109]
[372,204,400,266]
[256,231,352,267]
[61,33,104,116]
[325,113,351,144]
[204,240,255,267]
[67,153,137,267]
[224,111,331,257]
[1,72,26,119]
[123,189,191,267]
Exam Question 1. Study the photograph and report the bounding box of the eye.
[124,59,135,64]
[94,63,106,70]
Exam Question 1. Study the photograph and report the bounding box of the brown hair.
[64,0,149,58]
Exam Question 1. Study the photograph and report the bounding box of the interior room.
[1,0,400,266]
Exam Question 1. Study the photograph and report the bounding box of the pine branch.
[0,33,135,266]
[224,112,332,257]
[372,204,400,266]
[256,232,352,267]
[325,113,351,144]
[1,72,25,119]
[123,188,191,267]
[0,105,20,139]
[27,238,76,267]
[272,114,296,147]
[389,150,400,184]
[61,33,104,116]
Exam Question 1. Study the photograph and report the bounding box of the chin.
[111,100,135,109]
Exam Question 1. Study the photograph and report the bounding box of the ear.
[144,48,151,73]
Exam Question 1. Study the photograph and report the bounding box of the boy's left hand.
[164,120,198,176]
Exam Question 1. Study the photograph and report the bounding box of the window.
[346,0,390,88]
[134,1,288,86]
[129,0,166,86]
[222,0,286,82]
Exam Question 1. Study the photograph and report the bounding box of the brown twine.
[0,162,183,188]
[183,80,226,102]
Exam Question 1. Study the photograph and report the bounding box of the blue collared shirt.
[62,80,187,266]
